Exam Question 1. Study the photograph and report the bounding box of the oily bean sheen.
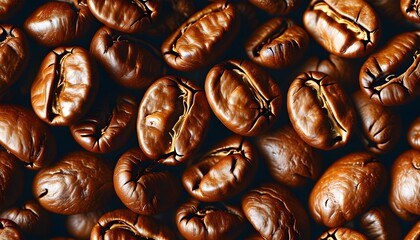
[359,31,420,106]
[401,0,420,23]
[182,135,258,202]
[0,219,22,240]
[245,18,309,69]
[0,0,22,20]
[248,0,301,15]
[176,199,246,240]
[66,211,102,240]
[24,1,95,47]
[31,46,98,126]
[0,25,28,97]
[255,124,321,188]
[0,104,56,170]
[0,151,23,210]
[87,0,161,33]
[389,149,420,221]
[408,117,420,150]
[70,93,138,154]
[405,221,420,240]
[287,71,356,150]
[318,228,369,240]
[242,183,311,240]
[113,148,181,215]
[0,201,50,237]
[90,209,176,240]
[353,91,402,154]
[303,0,380,58]
[205,59,281,136]
[309,152,387,228]
[32,152,114,215]
[137,75,210,165]
[359,205,402,240]
[162,2,240,71]
[90,26,164,89]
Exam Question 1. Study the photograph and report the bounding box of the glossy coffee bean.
[182,135,258,202]
[245,18,309,69]
[162,2,240,71]
[309,152,387,227]
[205,59,282,136]
[353,91,402,154]
[0,151,23,210]
[32,151,114,215]
[242,183,311,240]
[90,209,176,240]
[113,148,181,215]
[401,0,420,24]
[90,26,164,89]
[408,117,420,150]
[87,0,161,33]
[0,104,56,170]
[303,0,380,58]
[137,75,210,165]
[31,46,98,126]
[24,1,95,47]
[0,219,22,240]
[248,0,301,15]
[70,93,138,154]
[359,31,420,106]
[389,149,420,221]
[66,211,102,240]
[318,228,368,240]
[176,199,246,240]
[287,71,356,150]
[0,0,22,20]
[0,25,28,96]
[359,205,402,240]
[405,221,420,240]
[255,124,321,188]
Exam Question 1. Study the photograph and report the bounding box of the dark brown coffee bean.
[162,2,240,71]
[359,205,402,240]
[405,221,420,240]
[401,0,420,24]
[318,228,368,240]
[287,71,356,150]
[137,75,210,165]
[248,0,301,15]
[205,59,282,136]
[408,117,420,150]
[303,0,380,58]
[0,151,23,211]
[31,46,98,126]
[309,152,387,227]
[0,0,22,20]
[0,219,22,240]
[359,31,420,106]
[66,211,102,240]
[182,135,258,202]
[176,199,246,240]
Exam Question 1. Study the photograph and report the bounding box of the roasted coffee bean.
[205,59,281,136]
[87,0,161,33]
[248,0,301,15]
[389,149,420,221]
[242,183,311,240]
[32,151,114,215]
[24,1,95,47]
[309,152,387,227]
[359,205,402,240]
[162,2,240,71]
[0,151,23,211]
[255,124,321,188]
[90,209,176,240]
[0,201,50,237]
[66,211,102,240]
[318,228,368,240]
[90,26,164,89]
[0,219,22,240]
[0,0,22,20]
[287,71,356,150]
[70,93,138,154]
[405,221,420,240]
[182,135,258,202]
[31,46,98,126]
[0,104,56,170]
[353,91,402,154]
[359,31,420,106]
[408,117,420,150]
[245,18,309,69]
[176,199,246,240]
[303,0,380,58]
[137,75,210,165]
[113,148,181,215]
[401,0,420,24]
[0,25,28,97]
